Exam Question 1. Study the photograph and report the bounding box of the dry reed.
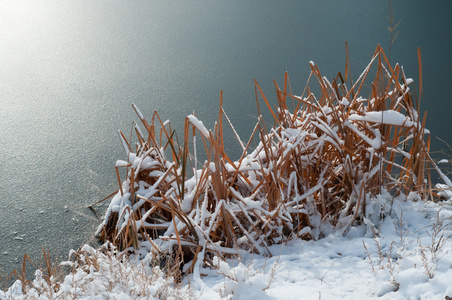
[96,45,450,274]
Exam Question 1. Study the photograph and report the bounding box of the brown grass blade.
[417,47,423,103]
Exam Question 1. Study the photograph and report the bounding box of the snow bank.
[3,193,451,299]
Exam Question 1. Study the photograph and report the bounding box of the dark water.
[0,0,451,278]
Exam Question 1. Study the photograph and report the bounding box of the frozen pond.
[0,0,451,277]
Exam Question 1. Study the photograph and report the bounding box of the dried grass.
[96,45,449,274]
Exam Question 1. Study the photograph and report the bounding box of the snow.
[349,110,414,127]
[187,114,210,138]
[340,97,350,106]
[115,160,130,167]
[2,193,452,299]
[131,103,144,120]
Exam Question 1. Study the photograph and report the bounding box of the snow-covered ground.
[2,190,451,299]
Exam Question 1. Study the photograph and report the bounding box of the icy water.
[0,1,451,277]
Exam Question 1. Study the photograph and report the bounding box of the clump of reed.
[96,45,450,274]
